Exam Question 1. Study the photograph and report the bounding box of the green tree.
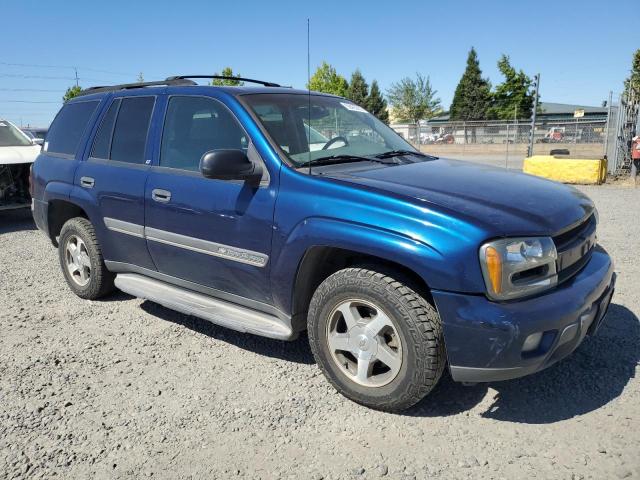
[62,85,82,102]
[346,69,368,107]
[488,55,535,120]
[624,48,640,100]
[211,67,244,86]
[308,61,348,97]
[365,80,389,124]
[450,47,492,120]
[386,73,441,123]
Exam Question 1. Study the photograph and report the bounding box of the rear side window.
[45,101,99,156]
[110,97,155,164]
[89,96,154,164]
[90,99,120,159]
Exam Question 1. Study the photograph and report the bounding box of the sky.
[2,0,637,127]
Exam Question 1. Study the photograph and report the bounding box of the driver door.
[144,94,276,305]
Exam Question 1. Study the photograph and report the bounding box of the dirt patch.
[1,186,639,479]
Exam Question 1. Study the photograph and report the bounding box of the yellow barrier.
[523,155,607,185]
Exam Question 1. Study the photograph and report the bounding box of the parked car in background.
[0,119,40,210]
[21,127,48,145]
[32,77,615,411]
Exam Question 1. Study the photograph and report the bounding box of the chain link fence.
[400,117,608,170]
[392,97,639,174]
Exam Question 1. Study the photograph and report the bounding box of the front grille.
[553,213,597,284]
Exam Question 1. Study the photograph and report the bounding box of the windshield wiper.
[374,149,434,159]
[303,154,392,167]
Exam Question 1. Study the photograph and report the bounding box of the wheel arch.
[47,199,89,247]
[290,245,435,332]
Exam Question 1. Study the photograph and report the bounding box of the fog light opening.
[522,332,543,353]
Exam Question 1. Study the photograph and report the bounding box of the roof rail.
[76,78,197,97]
[166,75,281,88]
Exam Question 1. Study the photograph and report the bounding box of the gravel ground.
[1,185,639,480]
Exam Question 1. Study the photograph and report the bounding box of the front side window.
[44,101,100,155]
[160,96,248,171]
[243,94,415,167]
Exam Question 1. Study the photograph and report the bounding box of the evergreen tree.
[62,85,82,102]
[387,74,441,123]
[365,80,389,124]
[308,61,348,97]
[211,67,244,86]
[450,47,491,120]
[346,69,369,107]
[623,48,640,101]
[488,55,535,120]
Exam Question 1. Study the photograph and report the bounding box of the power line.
[0,73,129,83]
[0,61,137,78]
[0,100,61,104]
[0,73,76,80]
[0,88,64,92]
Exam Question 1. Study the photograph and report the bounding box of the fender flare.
[269,216,448,315]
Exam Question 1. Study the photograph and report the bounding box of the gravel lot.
[1,185,639,480]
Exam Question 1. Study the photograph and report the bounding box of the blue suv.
[31,76,615,411]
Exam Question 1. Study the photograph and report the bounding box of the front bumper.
[432,246,615,383]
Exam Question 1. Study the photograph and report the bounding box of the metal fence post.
[603,90,612,159]
[527,74,540,157]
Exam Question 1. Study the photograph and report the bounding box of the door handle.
[80,176,95,188]
[152,189,171,203]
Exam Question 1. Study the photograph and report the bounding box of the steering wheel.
[322,136,349,150]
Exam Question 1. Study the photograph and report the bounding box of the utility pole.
[74,68,79,88]
[527,73,540,158]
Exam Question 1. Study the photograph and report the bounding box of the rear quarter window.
[45,101,100,156]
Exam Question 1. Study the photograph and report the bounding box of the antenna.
[307,18,312,175]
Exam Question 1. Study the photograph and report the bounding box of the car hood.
[326,158,594,236]
[0,145,41,165]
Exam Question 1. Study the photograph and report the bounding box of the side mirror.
[32,138,44,146]
[199,149,263,183]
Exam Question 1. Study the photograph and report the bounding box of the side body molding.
[103,218,270,268]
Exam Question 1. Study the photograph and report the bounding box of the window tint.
[45,101,99,156]
[90,99,120,159]
[160,96,247,171]
[110,96,155,164]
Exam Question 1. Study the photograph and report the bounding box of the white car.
[0,119,41,210]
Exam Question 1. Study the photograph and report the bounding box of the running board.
[114,273,294,340]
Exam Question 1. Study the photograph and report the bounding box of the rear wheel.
[307,267,445,412]
[58,217,115,299]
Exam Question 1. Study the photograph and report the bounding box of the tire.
[58,217,115,300]
[307,267,445,412]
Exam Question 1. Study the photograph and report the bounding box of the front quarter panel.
[270,166,489,315]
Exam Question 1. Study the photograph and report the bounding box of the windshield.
[0,121,32,147]
[243,93,416,166]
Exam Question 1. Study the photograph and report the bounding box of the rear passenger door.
[144,95,276,305]
[75,94,157,270]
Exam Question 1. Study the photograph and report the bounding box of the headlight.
[479,237,557,301]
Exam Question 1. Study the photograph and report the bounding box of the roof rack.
[166,75,281,88]
[75,75,281,98]
[76,78,197,97]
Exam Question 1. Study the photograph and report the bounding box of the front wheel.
[307,267,445,412]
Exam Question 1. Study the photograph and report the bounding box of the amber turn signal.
[484,246,502,294]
